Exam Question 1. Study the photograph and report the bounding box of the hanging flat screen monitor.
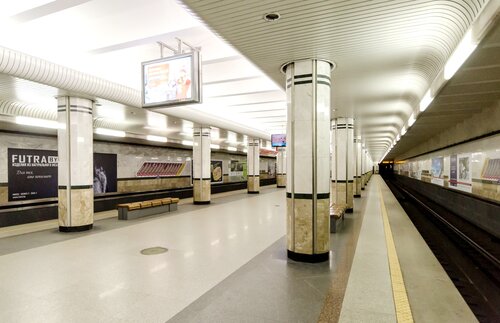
[271,134,286,147]
[142,51,201,108]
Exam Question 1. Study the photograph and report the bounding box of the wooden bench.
[330,203,347,233]
[117,197,180,220]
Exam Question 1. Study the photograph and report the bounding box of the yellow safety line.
[379,184,414,323]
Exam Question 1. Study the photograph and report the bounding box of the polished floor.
[0,177,476,322]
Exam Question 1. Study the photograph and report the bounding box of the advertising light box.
[142,51,201,108]
[271,134,286,147]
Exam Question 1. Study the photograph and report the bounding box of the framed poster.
[431,156,444,186]
[93,153,117,194]
[8,148,58,201]
[211,160,223,183]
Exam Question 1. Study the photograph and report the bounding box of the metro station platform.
[0,176,475,323]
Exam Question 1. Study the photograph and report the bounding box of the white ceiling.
[180,0,497,161]
[0,0,286,146]
[0,0,498,161]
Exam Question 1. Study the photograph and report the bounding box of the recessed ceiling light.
[263,12,280,22]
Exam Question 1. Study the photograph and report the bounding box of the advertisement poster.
[211,160,223,183]
[458,154,472,192]
[417,160,423,180]
[449,154,472,192]
[431,156,444,186]
[450,155,458,188]
[93,153,117,194]
[410,162,416,178]
[411,161,422,180]
[8,148,58,201]
[229,160,247,182]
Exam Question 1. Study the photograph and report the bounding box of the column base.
[354,194,361,198]
[345,208,353,213]
[361,187,365,190]
[248,191,260,194]
[287,250,329,263]
[194,201,210,205]
[277,185,286,188]
[59,224,93,232]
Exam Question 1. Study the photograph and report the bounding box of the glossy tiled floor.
[0,179,477,323]
[0,188,286,322]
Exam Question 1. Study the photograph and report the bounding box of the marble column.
[367,154,373,182]
[276,147,286,188]
[193,126,211,204]
[284,59,333,263]
[354,135,362,198]
[361,147,366,190]
[57,96,94,232]
[331,117,354,213]
[247,138,260,194]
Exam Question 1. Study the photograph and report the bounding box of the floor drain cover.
[140,247,168,255]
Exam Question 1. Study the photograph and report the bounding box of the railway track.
[384,177,500,323]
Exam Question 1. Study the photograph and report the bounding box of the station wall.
[0,132,275,205]
[394,133,500,202]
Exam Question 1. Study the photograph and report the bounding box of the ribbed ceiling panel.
[181,0,490,160]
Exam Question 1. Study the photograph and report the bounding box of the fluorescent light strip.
[444,30,477,80]
[146,135,167,143]
[227,147,237,151]
[419,89,433,112]
[95,128,126,137]
[15,116,62,129]
[401,126,407,136]
[408,112,416,127]
[182,140,193,146]
[210,144,220,149]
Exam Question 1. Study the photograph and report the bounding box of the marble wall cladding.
[1,132,252,200]
[472,182,500,201]
[287,197,293,250]
[193,179,211,202]
[94,141,193,178]
[0,186,7,204]
[394,134,500,202]
[248,176,260,192]
[316,198,330,253]
[361,174,366,187]
[293,198,313,254]
[58,188,93,227]
[277,174,286,187]
[347,182,354,209]
[58,189,68,226]
[212,152,246,176]
[355,178,362,195]
[117,177,191,193]
[398,103,500,161]
[331,182,347,206]
[260,173,270,180]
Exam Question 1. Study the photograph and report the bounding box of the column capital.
[280,58,335,74]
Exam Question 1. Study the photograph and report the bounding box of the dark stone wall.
[393,174,499,238]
